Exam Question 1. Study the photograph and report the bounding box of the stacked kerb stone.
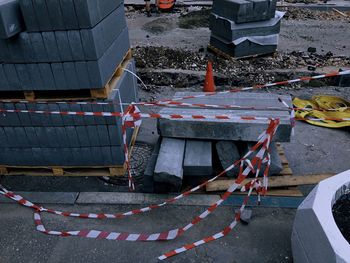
[210,0,284,58]
[0,0,138,172]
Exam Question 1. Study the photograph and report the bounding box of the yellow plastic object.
[293,95,350,128]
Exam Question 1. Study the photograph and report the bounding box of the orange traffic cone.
[203,61,216,92]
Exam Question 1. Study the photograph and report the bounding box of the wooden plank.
[231,187,303,197]
[206,174,335,192]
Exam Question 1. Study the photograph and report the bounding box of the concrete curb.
[0,191,304,208]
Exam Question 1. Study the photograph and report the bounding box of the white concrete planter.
[291,169,350,263]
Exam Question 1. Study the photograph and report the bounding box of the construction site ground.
[0,6,349,263]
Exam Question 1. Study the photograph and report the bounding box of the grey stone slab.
[80,103,95,125]
[100,146,113,165]
[54,126,69,147]
[35,103,51,126]
[42,31,61,62]
[212,0,276,24]
[67,30,85,61]
[75,126,90,147]
[0,0,24,39]
[63,62,79,89]
[210,14,281,41]
[91,104,106,125]
[0,127,9,147]
[29,32,48,62]
[3,103,20,126]
[0,64,10,90]
[33,0,52,31]
[0,191,78,204]
[107,124,122,146]
[27,64,44,90]
[158,107,292,142]
[96,125,110,146]
[65,126,80,147]
[38,63,56,90]
[154,138,185,190]
[109,146,125,165]
[86,125,100,146]
[69,103,84,125]
[216,141,241,177]
[60,0,79,30]
[46,0,65,30]
[0,39,10,61]
[75,62,91,88]
[87,26,130,88]
[3,64,20,90]
[15,64,32,90]
[47,103,63,126]
[3,127,16,147]
[13,126,30,147]
[58,103,74,126]
[15,103,31,126]
[184,140,213,176]
[24,127,40,147]
[51,63,68,90]
[7,35,25,62]
[55,31,73,62]
[142,138,161,193]
[210,33,277,58]
[18,0,39,31]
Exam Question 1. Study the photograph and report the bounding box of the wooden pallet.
[207,44,276,60]
[0,49,132,101]
[0,126,139,177]
[276,142,293,176]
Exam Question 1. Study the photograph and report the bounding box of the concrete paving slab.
[0,191,79,204]
[55,31,73,62]
[15,64,32,90]
[75,61,91,88]
[0,0,24,39]
[0,127,9,147]
[65,126,80,147]
[24,127,40,147]
[3,64,20,90]
[216,141,241,177]
[30,32,48,62]
[42,31,61,62]
[15,103,31,126]
[184,140,213,176]
[33,0,52,31]
[0,64,10,90]
[80,103,95,125]
[19,0,39,31]
[46,0,65,30]
[142,138,161,193]
[96,125,110,146]
[47,103,64,126]
[75,126,91,147]
[60,0,79,29]
[63,62,79,89]
[51,63,68,90]
[3,103,20,126]
[67,30,85,61]
[39,63,56,90]
[27,63,44,90]
[154,138,185,189]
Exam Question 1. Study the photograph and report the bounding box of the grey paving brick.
[13,126,30,147]
[19,33,35,61]
[3,103,20,126]
[42,31,61,62]
[75,126,90,147]
[65,126,80,147]
[7,35,24,62]
[154,138,185,190]
[27,64,45,90]
[60,0,79,29]
[55,31,73,62]
[63,62,79,89]
[54,126,69,147]
[102,103,115,125]
[67,31,85,61]
[210,33,277,58]
[209,13,281,41]
[0,0,24,39]
[184,140,213,176]
[18,0,39,31]
[107,124,122,146]
[216,141,242,177]
[96,125,110,146]
[15,64,32,90]
[0,64,10,90]
[30,32,48,62]
[24,127,40,147]
[36,103,51,126]
[15,103,31,126]
[75,62,91,88]
[35,127,50,147]
[39,63,56,90]
[3,127,16,147]
[58,103,74,126]
[46,0,65,30]
[3,64,20,90]
[46,127,61,147]
[100,146,113,165]
[110,146,125,165]
[0,127,9,147]
[86,125,100,146]
[80,103,95,125]
[142,138,161,193]
[33,0,52,31]
[51,63,68,90]
[47,103,63,126]
[91,104,106,125]
[0,40,10,62]
[69,103,85,125]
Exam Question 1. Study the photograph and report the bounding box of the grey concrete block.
[7,35,25,62]
[80,103,95,125]
[46,0,65,30]
[18,0,39,31]
[75,62,91,88]
[51,63,68,90]
[54,126,69,147]
[210,33,277,58]
[212,0,276,24]
[142,138,161,193]
[33,0,52,31]
[96,125,110,146]
[67,30,85,61]
[3,127,16,147]
[209,14,281,41]
[55,31,73,62]
[58,103,74,126]
[30,32,48,62]
[69,103,84,125]
[0,0,24,39]
[0,64,10,90]
[60,0,79,29]
[15,64,32,90]
[65,126,80,147]
[27,64,44,89]
[154,138,185,190]
[14,126,30,147]
[47,103,63,126]
[100,146,113,165]
[63,62,79,89]
[0,39,10,61]
[91,104,106,125]
[184,140,213,176]
[34,103,51,126]
[24,127,40,147]
[15,103,31,126]
[42,31,61,62]
[35,127,51,147]
[3,64,20,90]
[110,146,125,165]
[18,33,35,61]
[87,27,130,88]
[0,127,9,147]
[38,63,56,90]
[3,103,20,126]
[216,141,241,177]
[86,125,100,146]
[75,126,91,147]
[107,124,122,146]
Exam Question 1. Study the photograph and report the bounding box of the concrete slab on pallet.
[67,30,85,61]
[65,126,80,148]
[183,140,213,176]
[18,0,38,31]
[42,32,61,62]
[0,64,10,90]
[3,64,20,90]
[154,138,185,189]
[46,0,65,30]
[210,12,282,41]
[142,138,161,193]
[216,141,241,177]
[30,32,48,62]
[60,0,79,29]
[51,63,68,90]
[212,0,276,24]
[0,0,24,39]
[33,0,52,31]
[55,31,73,62]
[38,63,56,90]
[63,62,79,90]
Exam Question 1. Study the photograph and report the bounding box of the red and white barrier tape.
[0,119,279,260]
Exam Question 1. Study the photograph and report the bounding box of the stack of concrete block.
[0,0,139,168]
[143,92,291,192]
[209,0,284,58]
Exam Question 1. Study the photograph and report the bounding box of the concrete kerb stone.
[0,192,79,204]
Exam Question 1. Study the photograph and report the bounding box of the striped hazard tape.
[0,119,280,260]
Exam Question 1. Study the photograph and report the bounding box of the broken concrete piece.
[154,138,185,190]
[184,140,213,176]
[235,208,252,224]
[0,0,23,39]
[143,138,161,193]
[216,141,241,177]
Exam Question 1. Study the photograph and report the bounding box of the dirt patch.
[333,193,350,243]
[281,7,350,21]
[178,8,211,29]
[142,17,177,34]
